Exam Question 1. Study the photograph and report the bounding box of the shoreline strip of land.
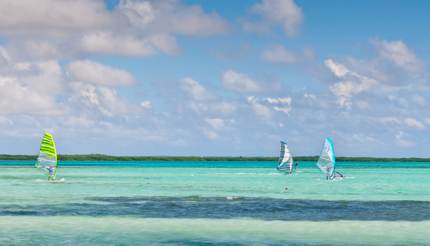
[0,154,429,162]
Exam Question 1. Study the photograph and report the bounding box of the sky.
[0,0,429,157]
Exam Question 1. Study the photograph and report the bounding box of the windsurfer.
[47,166,55,180]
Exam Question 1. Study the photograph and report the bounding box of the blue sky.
[0,0,429,157]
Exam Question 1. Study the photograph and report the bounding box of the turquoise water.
[0,161,429,245]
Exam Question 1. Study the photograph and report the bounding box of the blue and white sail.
[316,138,336,179]
[277,141,293,173]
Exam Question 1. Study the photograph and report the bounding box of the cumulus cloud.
[117,0,229,36]
[325,59,378,108]
[80,32,179,56]
[0,58,65,116]
[0,47,137,121]
[0,76,60,115]
[80,32,153,56]
[177,77,237,120]
[245,96,293,120]
[246,0,303,36]
[373,39,421,72]
[68,60,134,87]
[325,59,349,77]
[0,0,111,33]
[222,70,260,93]
[69,82,129,117]
[0,0,228,59]
[180,77,210,101]
[324,39,427,114]
[247,96,272,120]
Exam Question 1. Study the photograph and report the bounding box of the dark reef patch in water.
[1,196,430,221]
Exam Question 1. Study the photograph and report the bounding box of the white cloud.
[181,77,210,101]
[247,96,272,120]
[68,60,134,87]
[373,39,421,71]
[266,97,291,104]
[117,0,155,27]
[0,58,65,116]
[0,76,60,115]
[0,0,111,33]
[69,82,129,117]
[325,59,378,108]
[222,70,260,93]
[141,101,152,109]
[404,118,425,129]
[250,0,302,36]
[117,0,229,36]
[178,77,236,118]
[303,93,316,101]
[0,46,12,65]
[266,97,292,114]
[205,118,225,130]
[80,32,179,56]
[0,0,227,58]
[325,59,349,78]
[80,32,154,57]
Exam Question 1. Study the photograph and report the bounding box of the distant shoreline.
[0,154,430,162]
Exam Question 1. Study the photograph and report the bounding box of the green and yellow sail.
[35,132,58,179]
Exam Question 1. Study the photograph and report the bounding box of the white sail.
[316,137,336,179]
[277,141,293,173]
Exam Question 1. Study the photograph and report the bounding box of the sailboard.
[35,132,58,180]
[277,141,294,173]
[316,137,336,179]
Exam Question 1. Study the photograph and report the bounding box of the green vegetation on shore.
[0,154,430,162]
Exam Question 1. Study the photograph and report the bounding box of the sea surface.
[0,161,429,245]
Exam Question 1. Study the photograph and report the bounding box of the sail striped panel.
[316,137,336,179]
[277,141,293,173]
[39,133,56,158]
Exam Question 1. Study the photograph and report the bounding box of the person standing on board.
[47,166,55,181]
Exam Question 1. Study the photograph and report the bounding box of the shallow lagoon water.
[0,161,429,245]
